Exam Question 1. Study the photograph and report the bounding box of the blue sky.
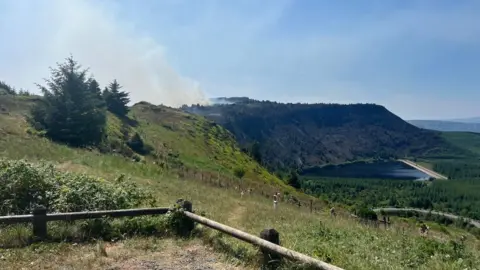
[0,0,479,119]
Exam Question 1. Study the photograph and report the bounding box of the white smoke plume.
[0,0,209,107]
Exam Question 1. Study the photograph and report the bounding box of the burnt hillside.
[183,99,466,171]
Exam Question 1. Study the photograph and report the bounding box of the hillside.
[0,94,289,191]
[441,132,480,157]
[183,99,467,171]
[1,94,480,269]
[409,119,480,133]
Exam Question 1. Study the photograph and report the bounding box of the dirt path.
[105,241,246,270]
[1,239,249,270]
[227,204,247,227]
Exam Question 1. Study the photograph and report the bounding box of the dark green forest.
[433,160,480,179]
[301,176,480,220]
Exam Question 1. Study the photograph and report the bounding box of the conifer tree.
[287,170,301,189]
[31,56,106,146]
[87,78,105,108]
[103,79,130,117]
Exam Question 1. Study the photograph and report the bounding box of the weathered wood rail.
[0,202,343,270]
[184,211,343,270]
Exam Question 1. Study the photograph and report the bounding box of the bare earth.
[105,242,246,270]
[1,238,249,270]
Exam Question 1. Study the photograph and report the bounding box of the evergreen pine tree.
[31,56,106,146]
[103,79,130,117]
[249,141,262,164]
[87,78,105,109]
[287,170,301,189]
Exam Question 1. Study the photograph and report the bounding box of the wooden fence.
[0,201,343,270]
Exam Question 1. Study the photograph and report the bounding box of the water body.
[301,161,431,180]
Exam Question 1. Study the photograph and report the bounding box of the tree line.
[433,160,480,179]
[29,56,131,147]
[0,80,31,96]
[301,176,480,220]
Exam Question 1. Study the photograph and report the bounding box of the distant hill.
[183,98,466,171]
[449,117,480,124]
[409,120,480,133]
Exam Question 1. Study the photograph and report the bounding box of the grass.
[1,169,479,269]
[441,132,480,157]
[1,95,480,269]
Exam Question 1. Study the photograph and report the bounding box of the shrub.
[127,132,153,155]
[0,159,155,215]
[356,207,378,221]
[233,167,246,179]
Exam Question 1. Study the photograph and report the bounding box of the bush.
[127,132,153,155]
[233,167,246,179]
[356,207,378,221]
[0,159,155,215]
[0,159,202,244]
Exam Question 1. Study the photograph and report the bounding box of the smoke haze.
[0,0,208,107]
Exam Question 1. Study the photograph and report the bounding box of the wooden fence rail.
[184,211,343,270]
[0,202,343,270]
[0,207,171,225]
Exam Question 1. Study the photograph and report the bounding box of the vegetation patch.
[0,159,195,247]
[0,159,153,215]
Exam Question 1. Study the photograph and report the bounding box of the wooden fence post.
[260,228,281,268]
[32,206,47,240]
[176,199,194,235]
[310,200,313,213]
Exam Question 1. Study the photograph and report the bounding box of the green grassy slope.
[129,102,283,185]
[1,95,480,269]
[441,132,480,157]
[0,95,289,191]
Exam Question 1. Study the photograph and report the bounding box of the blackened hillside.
[183,99,466,171]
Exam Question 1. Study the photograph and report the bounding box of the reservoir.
[300,161,431,180]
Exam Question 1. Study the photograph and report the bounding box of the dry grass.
[0,238,247,270]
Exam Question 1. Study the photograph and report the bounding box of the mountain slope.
[441,132,480,157]
[0,95,287,189]
[409,119,480,133]
[183,99,467,171]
